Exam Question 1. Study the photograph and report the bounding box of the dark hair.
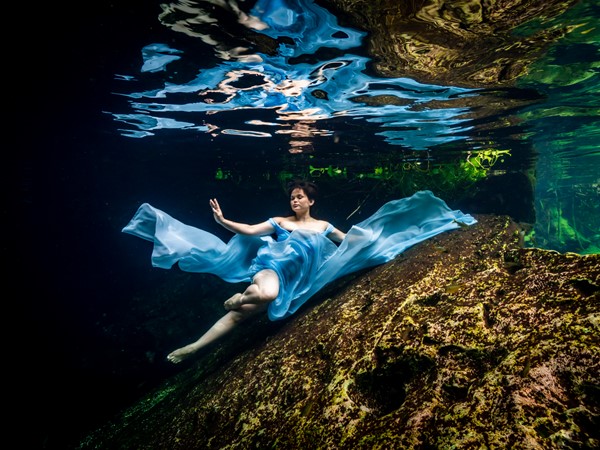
[286,179,319,201]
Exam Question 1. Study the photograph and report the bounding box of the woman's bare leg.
[166,303,266,363]
[166,270,279,364]
[224,269,279,310]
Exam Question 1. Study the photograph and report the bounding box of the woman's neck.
[294,212,312,222]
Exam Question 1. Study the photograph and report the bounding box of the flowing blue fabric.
[122,190,477,320]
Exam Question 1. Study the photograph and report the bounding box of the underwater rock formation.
[80,215,599,449]
[319,0,580,88]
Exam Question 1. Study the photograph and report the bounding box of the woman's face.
[290,188,314,213]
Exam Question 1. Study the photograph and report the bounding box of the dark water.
[17,0,598,448]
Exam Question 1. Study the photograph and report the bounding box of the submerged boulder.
[80,215,599,449]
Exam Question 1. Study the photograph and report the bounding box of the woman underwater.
[122,181,476,363]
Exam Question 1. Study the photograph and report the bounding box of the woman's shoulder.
[318,220,334,233]
[270,216,289,224]
[269,217,289,230]
[310,219,333,233]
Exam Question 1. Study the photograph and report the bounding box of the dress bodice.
[268,218,334,241]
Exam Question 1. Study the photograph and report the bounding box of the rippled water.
[107,0,599,253]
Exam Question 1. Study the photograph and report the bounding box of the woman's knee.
[253,270,279,302]
[251,282,277,302]
[260,284,279,302]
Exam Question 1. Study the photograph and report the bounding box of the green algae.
[80,215,599,449]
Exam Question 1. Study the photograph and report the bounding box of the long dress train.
[122,190,477,320]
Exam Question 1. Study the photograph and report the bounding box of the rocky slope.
[80,215,599,449]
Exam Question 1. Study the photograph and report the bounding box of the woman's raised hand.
[209,198,224,223]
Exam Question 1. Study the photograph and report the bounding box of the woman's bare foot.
[166,344,199,364]
[224,293,243,310]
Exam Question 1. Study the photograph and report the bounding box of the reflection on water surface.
[108,0,599,253]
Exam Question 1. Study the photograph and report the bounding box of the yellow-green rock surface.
[80,215,599,449]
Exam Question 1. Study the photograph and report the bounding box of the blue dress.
[122,190,477,320]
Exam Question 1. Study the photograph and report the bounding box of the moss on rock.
[81,215,599,449]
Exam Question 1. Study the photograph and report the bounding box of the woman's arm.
[328,226,346,243]
[210,198,274,236]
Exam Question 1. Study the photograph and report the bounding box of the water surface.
[107,0,599,253]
